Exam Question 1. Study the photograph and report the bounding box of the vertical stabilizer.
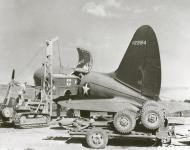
[114,25,161,99]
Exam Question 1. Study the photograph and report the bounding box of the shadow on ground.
[44,135,158,148]
[49,126,67,130]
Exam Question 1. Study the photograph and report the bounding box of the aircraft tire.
[141,106,164,130]
[86,128,108,149]
[113,110,136,134]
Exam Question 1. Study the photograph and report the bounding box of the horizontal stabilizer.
[158,101,190,114]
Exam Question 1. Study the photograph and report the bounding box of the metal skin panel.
[57,72,147,113]
[76,72,149,103]
[114,25,161,100]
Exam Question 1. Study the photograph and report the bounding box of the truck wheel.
[141,106,164,130]
[113,110,136,134]
[86,128,108,149]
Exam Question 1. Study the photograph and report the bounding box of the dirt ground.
[0,124,189,150]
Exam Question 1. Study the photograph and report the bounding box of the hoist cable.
[16,46,44,78]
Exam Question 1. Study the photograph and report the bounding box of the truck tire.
[141,106,164,130]
[113,110,136,134]
[86,128,108,149]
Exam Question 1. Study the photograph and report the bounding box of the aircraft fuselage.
[77,72,149,105]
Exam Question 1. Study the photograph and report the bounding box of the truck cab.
[52,74,80,99]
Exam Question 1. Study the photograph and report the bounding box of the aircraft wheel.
[141,106,164,130]
[86,128,108,149]
[113,110,136,134]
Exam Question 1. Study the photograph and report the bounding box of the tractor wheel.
[141,106,164,130]
[2,107,13,118]
[86,128,108,149]
[113,110,136,134]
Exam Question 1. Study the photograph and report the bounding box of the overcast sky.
[0,0,190,88]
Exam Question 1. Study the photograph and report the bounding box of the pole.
[45,37,58,116]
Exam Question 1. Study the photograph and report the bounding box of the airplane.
[33,25,190,134]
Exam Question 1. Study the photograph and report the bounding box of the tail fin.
[114,25,161,99]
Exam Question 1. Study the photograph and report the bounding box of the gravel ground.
[0,125,189,150]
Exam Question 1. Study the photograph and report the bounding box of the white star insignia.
[83,83,90,96]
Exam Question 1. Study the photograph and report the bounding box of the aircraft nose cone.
[33,67,44,86]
